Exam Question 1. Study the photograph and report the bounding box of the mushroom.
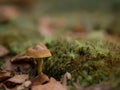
[25,44,51,75]
[11,44,51,81]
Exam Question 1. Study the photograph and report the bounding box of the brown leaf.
[3,80,32,90]
[15,80,32,90]
[4,74,29,88]
[2,58,32,75]
[32,74,49,86]
[0,6,18,24]
[11,54,36,65]
[2,58,16,72]
[31,77,67,90]
[11,54,37,65]
[0,71,13,83]
[10,55,36,75]
[0,45,9,57]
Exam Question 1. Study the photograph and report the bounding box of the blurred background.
[0,0,120,53]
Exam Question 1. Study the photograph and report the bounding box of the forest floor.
[0,1,120,90]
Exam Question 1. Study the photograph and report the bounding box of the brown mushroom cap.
[25,44,51,58]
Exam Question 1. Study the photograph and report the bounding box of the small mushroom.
[25,44,51,75]
[11,44,51,80]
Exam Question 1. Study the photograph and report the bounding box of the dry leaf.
[15,80,32,90]
[31,77,67,90]
[11,54,37,67]
[11,55,36,74]
[0,45,9,57]
[2,58,33,75]
[0,6,18,24]
[2,58,16,72]
[0,71,13,83]
[32,74,49,86]
[4,74,29,88]
[3,80,32,90]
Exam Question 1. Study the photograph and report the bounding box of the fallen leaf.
[2,80,32,90]
[4,74,29,88]
[31,77,67,90]
[0,6,18,24]
[0,45,9,57]
[11,55,32,63]
[0,71,13,83]
[32,74,49,85]
[11,54,37,66]
[2,58,33,75]
[1,58,16,72]
[15,80,32,90]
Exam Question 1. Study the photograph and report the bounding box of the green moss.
[43,40,120,86]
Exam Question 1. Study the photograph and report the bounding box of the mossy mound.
[43,40,120,86]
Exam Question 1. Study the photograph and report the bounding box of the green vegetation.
[43,40,120,86]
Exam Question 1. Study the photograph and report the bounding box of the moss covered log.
[43,40,120,86]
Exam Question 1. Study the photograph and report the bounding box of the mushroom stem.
[38,58,43,75]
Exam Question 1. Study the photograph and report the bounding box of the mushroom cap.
[25,44,51,58]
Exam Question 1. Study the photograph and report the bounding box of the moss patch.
[43,40,120,86]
